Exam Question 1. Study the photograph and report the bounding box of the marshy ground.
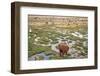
[28,15,88,61]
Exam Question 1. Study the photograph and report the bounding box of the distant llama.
[58,41,69,57]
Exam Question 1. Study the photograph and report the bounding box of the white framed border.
[20,6,95,70]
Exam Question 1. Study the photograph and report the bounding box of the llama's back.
[58,43,69,51]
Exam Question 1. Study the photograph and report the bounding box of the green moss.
[28,23,88,60]
[36,56,44,60]
[28,51,35,57]
[44,51,53,56]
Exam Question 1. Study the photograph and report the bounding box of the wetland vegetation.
[28,15,88,61]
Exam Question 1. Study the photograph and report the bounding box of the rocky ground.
[28,29,88,61]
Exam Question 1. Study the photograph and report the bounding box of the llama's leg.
[62,51,65,56]
[59,50,63,57]
[61,52,65,57]
[66,48,69,55]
